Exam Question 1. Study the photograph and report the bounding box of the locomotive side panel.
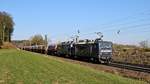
[57,44,70,56]
[74,43,98,58]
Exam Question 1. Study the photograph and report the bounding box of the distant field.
[0,49,147,84]
[113,44,150,65]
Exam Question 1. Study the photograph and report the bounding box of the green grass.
[0,49,147,84]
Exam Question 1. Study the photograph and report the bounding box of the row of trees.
[0,11,14,46]
[30,35,44,45]
[16,34,48,46]
[12,34,48,48]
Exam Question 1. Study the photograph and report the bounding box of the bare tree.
[139,40,149,48]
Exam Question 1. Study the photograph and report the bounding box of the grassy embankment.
[0,49,147,84]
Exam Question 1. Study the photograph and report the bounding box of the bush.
[143,48,150,52]
[1,42,16,49]
[113,44,150,65]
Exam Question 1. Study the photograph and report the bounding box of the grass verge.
[0,49,148,84]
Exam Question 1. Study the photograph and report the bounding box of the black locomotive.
[56,38,112,63]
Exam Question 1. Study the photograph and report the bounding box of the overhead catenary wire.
[85,10,150,32]
[78,22,150,36]
[50,10,150,42]
[91,9,150,30]
[97,18,150,31]
[74,10,150,37]
[102,23,150,32]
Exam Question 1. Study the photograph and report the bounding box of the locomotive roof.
[75,41,95,44]
[75,40,112,45]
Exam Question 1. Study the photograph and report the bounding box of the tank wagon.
[47,44,57,55]
[22,45,46,54]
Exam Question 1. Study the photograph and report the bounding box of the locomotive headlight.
[101,56,106,59]
[101,50,112,52]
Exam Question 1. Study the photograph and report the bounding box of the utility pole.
[75,29,80,43]
[75,35,79,43]
[44,35,48,47]
[0,26,2,45]
[95,32,103,40]
[44,35,48,54]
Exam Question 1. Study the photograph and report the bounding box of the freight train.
[21,38,113,64]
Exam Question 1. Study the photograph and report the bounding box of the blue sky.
[0,0,150,45]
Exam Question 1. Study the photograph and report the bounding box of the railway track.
[49,53,150,73]
[47,53,150,74]
[52,55,150,73]
[110,62,150,73]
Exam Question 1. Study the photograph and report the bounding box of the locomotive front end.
[98,41,113,63]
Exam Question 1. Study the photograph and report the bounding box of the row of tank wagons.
[22,44,58,54]
[22,45,46,54]
[21,38,113,64]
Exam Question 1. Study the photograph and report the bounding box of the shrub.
[1,42,16,49]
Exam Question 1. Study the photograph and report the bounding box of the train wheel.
[96,58,102,64]
[74,55,78,59]
[105,59,111,65]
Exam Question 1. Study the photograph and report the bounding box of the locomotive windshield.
[99,42,112,49]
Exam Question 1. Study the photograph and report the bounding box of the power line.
[97,18,150,31]
[102,23,150,32]
[79,10,150,34]
[121,28,150,34]
[93,9,150,28]
[79,23,150,36]
[50,10,150,42]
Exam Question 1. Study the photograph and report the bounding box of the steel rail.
[110,62,150,73]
